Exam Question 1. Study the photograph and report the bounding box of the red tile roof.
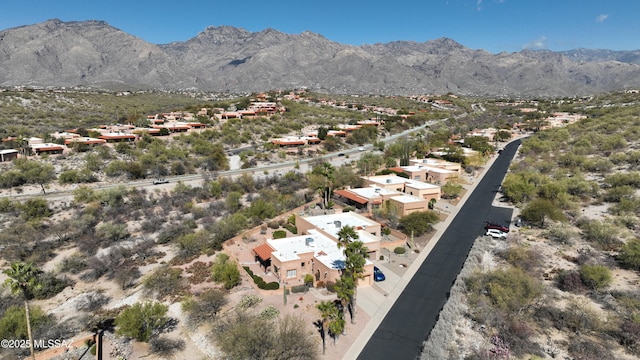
[334,189,369,205]
[253,243,274,261]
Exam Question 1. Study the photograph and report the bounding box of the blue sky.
[0,0,637,53]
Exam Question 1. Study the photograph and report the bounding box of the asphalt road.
[357,139,521,360]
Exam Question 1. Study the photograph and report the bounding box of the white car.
[486,229,507,239]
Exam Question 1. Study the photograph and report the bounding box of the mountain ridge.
[1,19,639,96]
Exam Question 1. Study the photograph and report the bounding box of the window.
[287,269,297,278]
[301,262,305,268]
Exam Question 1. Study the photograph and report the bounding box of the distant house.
[0,149,18,162]
[64,137,107,146]
[98,133,136,143]
[30,143,65,155]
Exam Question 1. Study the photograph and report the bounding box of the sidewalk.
[344,148,505,359]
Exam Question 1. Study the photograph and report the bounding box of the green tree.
[115,302,170,342]
[2,262,43,360]
[520,198,565,227]
[441,181,463,199]
[0,305,50,345]
[13,159,55,194]
[211,253,241,290]
[398,210,440,236]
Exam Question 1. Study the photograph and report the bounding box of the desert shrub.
[57,252,87,274]
[617,319,640,355]
[619,238,640,270]
[291,285,307,293]
[543,224,576,245]
[578,219,623,251]
[185,261,212,285]
[243,266,279,290]
[497,245,543,270]
[143,265,188,300]
[579,264,612,291]
[303,273,314,286]
[0,305,51,340]
[394,246,406,254]
[466,267,543,314]
[211,253,241,290]
[182,289,228,325]
[325,281,336,292]
[272,230,287,239]
[398,210,440,236]
[267,220,280,229]
[156,223,193,244]
[557,270,588,293]
[75,291,111,312]
[175,232,208,258]
[19,198,53,220]
[262,281,279,290]
[32,271,73,300]
[212,312,317,360]
[284,224,298,234]
[149,336,185,356]
[567,338,615,360]
[115,302,170,342]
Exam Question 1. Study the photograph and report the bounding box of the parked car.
[486,229,507,239]
[484,221,509,233]
[153,179,169,185]
[373,266,385,282]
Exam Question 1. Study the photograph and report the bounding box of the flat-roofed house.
[387,194,430,216]
[0,149,18,162]
[295,212,382,260]
[334,186,400,212]
[390,164,458,185]
[362,174,441,201]
[30,143,65,155]
[98,133,137,143]
[253,229,374,285]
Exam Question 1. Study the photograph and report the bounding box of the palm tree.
[342,241,368,324]
[336,225,368,324]
[316,300,336,354]
[336,225,358,249]
[3,262,42,360]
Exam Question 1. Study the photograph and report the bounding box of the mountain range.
[1,19,639,97]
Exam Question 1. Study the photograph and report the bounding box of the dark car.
[337,153,345,157]
[373,266,385,282]
[484,222,509,233]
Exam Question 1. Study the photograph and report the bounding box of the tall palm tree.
[316,300,337,354]
[342,240,368,324]
[3,262,42,360]
[336,225,368,324]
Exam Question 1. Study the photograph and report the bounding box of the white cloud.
[523,36,547,50]
[596,14,609,23]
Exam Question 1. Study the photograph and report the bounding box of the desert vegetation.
[422,91,640,359]
[2,88,636,359]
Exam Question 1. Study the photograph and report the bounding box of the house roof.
[253,243,275,262]
[334,189,369,205]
